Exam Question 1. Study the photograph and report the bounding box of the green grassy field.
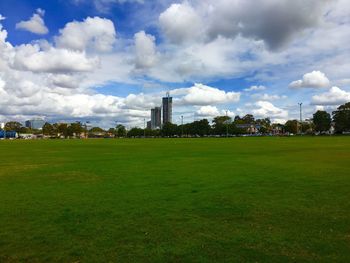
[0,137,349,262]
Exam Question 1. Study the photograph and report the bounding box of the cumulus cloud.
[158,0,328,50]
[244,85,266,92]
[175,83,240,106]
[252,101,288,121]
[134,31,157,69]
[196,105,220,117]
[123,93,159,110]
[15,9,48,35]
[159,2,202,44]
[55,16,116,52]
[289,71,330,88]
[312,86,350,105]
[207,0,328,50]
[49,74,81,89]
[0,15,6,21]
[196,106,234,118]
[12,44,99,73]
[0,17,133,126]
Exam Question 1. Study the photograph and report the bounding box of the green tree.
[57,123,68,138]
[52,123,59,137]
[313,111,331,132]
[234,115,243,123]
[107,128,116,137]
[242,114,255,124]
[5,121,23,133]
[5,121,24,136]
[70,122,83,138]
[284,120,298,134]
[161,122,179,137]
[116,125,127,137]
[332,102,350,133]
[42,122,54,136]
[229,123,245,135]
[301,122,314,134]
[19,126,30,134]
[89,127,105,133]
[256,118,271,134]
[212,116,231,135]
[184,119,211,136]
[127,128,143,137]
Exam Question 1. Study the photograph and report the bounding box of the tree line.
[128,102,350,137]
[1,102,350,138]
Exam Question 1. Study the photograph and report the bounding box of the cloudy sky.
[0,0,349,128]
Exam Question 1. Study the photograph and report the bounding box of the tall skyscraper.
[151,107,161,129]
[162,93,172,124]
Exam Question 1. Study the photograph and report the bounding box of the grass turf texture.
[0,137,349,262]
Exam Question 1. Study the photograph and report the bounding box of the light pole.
[226,110,228,138]
[85,121,90,139]
[181,115,184,137]
[115,121,118,138]
[298,103,303,135]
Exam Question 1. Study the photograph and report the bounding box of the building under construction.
[162,93,172,124]
[151,107,161,129]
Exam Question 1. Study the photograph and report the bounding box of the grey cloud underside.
[160,0,329,50]
[210,0,327,50]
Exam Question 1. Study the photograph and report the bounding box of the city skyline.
[0,0,349,128]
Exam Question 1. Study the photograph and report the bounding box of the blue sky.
[0,0,350,128]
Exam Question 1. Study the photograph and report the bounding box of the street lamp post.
[181,115,184,138]
[85,121,90,139]
[226,110,228,138]
[115,121,118,138]
[298,103,303,135]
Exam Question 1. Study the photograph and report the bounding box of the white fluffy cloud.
[12,44,99,73]
[55,16,116,52]
[289,71,330,88]
[15,9,48,35]
[196,105,220,117]
[159,2,202,44]
[134,31,157,69]
[174,83,240,106]
[312,86,350,105]
[244,85,266,92]
[49,74,81,89]
[196,106,234,118]
[252,101,288,121]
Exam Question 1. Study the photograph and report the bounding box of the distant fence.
[0,130,17,139]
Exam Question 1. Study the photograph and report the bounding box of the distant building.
[151,107,161,129]
[162,93,172,124]
[147,121,152,129]
[25,118,45,130]
[0,130,17,139]
[236,124,261,134]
